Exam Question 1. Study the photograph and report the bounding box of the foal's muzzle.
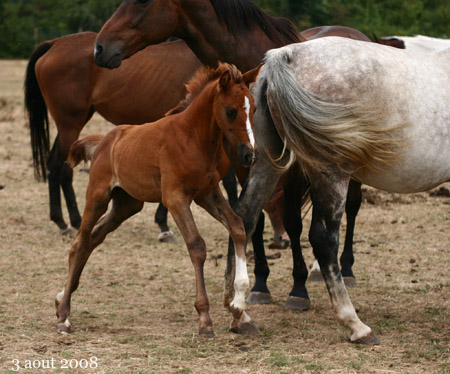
[238,144,256,168]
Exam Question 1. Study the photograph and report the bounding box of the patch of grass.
[268,351,289,367]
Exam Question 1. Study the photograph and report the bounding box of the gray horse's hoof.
[283,296,310,311]
[246,292,272,305]
[157,230,177,243]
[343,276,357,288]
[352,330,380,345]
[308,269,324,282]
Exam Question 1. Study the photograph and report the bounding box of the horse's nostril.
[94,44,103,58]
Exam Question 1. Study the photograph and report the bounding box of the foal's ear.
[219,69,232,90]
[243,64,262,86]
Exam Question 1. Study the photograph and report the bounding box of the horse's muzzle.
[94,43,122,69]
[238,144,256,168]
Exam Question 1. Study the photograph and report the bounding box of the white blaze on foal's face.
[244,95,255,148]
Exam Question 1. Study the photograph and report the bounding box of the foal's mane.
[166,63,242,116]
[210,0,302,46]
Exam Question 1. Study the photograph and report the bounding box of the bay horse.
[253,37,450,343]
[55,63,260,337]
[93,0,372,312]
[25,33,201,239]
[374,34,450,53]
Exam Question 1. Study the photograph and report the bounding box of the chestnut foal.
[55,63,260,337]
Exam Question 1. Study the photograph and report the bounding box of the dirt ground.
[0,59,448,374]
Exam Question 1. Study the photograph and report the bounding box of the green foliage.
[0,0,449,58]
[0,0,121,58]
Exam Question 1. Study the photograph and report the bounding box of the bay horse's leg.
[340,180,362,288]
[154,203,176,243]
[60,162,81,230]
[165,197,214,338]
[47,136,68,232]
[195,187,259,335]
[282,168,311,311]
[222,165,238,206]
[307,168,379,344]
[55,183,111,333]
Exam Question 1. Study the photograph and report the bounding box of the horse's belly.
[353,150,450,193]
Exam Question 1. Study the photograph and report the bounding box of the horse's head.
[214,64,261,168]
[94,0,179,69]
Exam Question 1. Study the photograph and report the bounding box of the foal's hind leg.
[164,196,214,338]
[196,186,259,335]
[56,188,144,333]
[307,168,379,344]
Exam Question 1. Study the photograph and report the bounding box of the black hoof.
[283,296,310,311]
[343,276,357,288]
[230,321,260,335]
[246,292,272,305]
[308,270,324,282]
[198,326,214,338]
[352,330,380,345]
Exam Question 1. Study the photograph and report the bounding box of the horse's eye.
[225,107,238,120]
[136,0,150,4]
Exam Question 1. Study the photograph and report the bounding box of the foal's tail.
[67,135,104,168]
[263,46,399,173]
[24,41,54,181]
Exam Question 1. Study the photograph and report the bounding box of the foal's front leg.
[165,197,214,338]
[307,168,379,344]
[196,186,259,335]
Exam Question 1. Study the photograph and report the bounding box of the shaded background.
[0,0,449,58]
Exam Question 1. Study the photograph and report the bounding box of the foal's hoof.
[352,330,380,345]
[283,296,310,311]
[60,227,77,237]
[308,270,324,282]
[56,319,71,334]
[198,326,215,339]
[157,230,177,243]
[246,292,272,305]
[343,276,357,288]
[230,321,260,335]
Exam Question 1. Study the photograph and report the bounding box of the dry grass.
[0,60,449,374]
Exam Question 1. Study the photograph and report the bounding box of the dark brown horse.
[94,0,372,312]
[25,33,201,236]
[55,63,260,337]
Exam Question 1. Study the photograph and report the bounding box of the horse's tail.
[67,135,104,168]
[263,46,400,174]
[24,41,54,181]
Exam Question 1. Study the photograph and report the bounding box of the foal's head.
[213,63,260,167]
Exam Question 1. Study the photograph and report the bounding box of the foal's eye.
[135,0,150,5]
[225,107,238,120]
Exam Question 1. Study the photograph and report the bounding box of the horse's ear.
[243,64,262,86]
[219,69,232,90]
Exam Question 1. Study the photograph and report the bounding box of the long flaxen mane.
[210,0,303,46]
[263,46,403,174]
[166,63,243,115]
